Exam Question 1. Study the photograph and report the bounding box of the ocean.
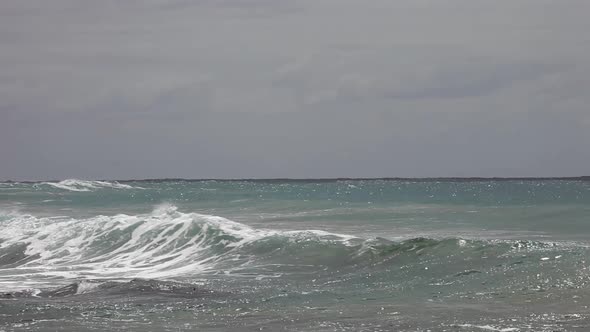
[1,179,589,331]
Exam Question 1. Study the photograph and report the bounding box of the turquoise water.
[1,179,590,331]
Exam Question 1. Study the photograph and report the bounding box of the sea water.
[1,179,589,331]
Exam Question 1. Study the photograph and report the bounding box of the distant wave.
[41,179,138,192]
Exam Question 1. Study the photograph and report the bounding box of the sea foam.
[0,204,358,286]
[41,179,137,192]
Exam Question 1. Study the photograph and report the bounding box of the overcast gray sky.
[1,0,589,180]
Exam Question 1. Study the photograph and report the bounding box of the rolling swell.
[0,205,579,292]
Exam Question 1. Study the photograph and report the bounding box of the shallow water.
[1,179,590,331]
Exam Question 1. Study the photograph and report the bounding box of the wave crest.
[41,179,137,192]
[0,205,572,291]
[0,205,359,283]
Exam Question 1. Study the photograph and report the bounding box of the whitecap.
[0,204,358,289]
[42,179,139,192]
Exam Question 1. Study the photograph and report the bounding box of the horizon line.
[3,176,590,183]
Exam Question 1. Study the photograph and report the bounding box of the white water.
[0,204,358,290]
[41,179,137,192]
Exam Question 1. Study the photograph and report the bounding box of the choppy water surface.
[1,179,590,331]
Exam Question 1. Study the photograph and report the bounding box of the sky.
[1,0,589,180]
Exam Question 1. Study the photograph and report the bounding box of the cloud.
[273,50,570,105]
[1,0,590,179]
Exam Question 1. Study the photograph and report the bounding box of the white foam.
[41,179,138,192]
[0,204,357,287]
[75,281,102,294]
[457,324,518,331]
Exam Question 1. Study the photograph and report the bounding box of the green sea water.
[1,179,590,331]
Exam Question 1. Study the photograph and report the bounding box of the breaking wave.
[0,205,362,282]
[0,205,578,292]
[40,179,138,192]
